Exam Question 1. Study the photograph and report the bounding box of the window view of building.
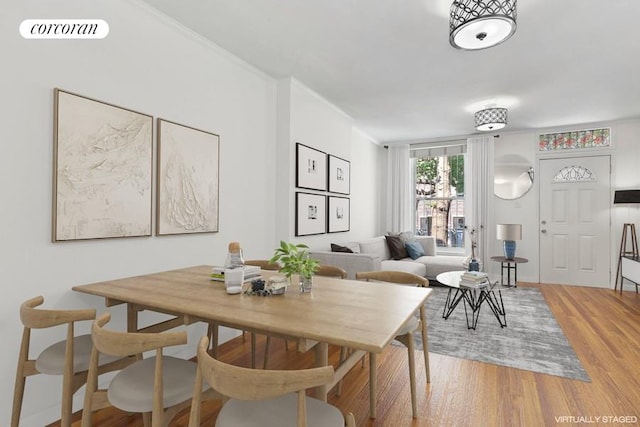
[415,154,465,250]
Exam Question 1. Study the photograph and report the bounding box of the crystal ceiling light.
[474,107,508,131]
[450,0,517,50]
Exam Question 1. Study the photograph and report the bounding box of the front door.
[539,156,610,287]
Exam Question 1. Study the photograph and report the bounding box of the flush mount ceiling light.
[474,107,508,131]
[449,0,517,50]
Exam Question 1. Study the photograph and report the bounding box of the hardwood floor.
[50,283,640,427]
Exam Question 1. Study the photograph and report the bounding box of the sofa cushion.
[358,237,390,260]
[416,236,436,256]
[331,243,353,253]
[381,259,426,277]
[405,240,426,260]
[385,235,408,260]
[414,255,465,278]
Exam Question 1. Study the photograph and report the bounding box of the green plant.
[269,241,319,280]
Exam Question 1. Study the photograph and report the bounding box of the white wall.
[490,118,640,285]
[275,78,383,249]
[1,1,277,425]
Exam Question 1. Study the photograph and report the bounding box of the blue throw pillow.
[405,240,426,260]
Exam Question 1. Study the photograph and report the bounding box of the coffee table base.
[443,287,507,330]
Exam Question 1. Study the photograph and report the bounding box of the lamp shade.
[475,107,507,131]
[614,190,640,204]
[496,223,522,241]
[449,0,517,50]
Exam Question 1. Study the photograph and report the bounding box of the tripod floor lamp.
[614,190,640,293]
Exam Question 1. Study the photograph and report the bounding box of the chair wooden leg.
[336,347,347,396]
[12,328,32,427]
[207,323,219,358]
[406,334,417,418]
[419,306,430,383]
[251,333,257,369]
[263,336,272,369]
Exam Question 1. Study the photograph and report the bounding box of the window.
[415,154,465,250]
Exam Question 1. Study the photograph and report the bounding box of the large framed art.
[296,143,327,191]
[328,155,350,194]
[295,192,327,236]
[156,119,220,235]
[328,196,350,233]
[53,89,153,241]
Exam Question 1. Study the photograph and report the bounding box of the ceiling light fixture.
[449,0,517,50]
[474,107,508,131]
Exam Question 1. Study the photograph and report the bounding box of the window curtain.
[465,136,495,266]
[386,144,413,233]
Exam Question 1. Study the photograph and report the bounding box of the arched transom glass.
[553,165,596,182]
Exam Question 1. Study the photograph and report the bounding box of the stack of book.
[459,271,490,289]
[210,265,261,282]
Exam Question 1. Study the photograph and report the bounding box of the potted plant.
[269,241,319,292]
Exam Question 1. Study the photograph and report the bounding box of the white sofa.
[308,236,466,280]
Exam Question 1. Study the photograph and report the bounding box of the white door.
[539,156,610,287]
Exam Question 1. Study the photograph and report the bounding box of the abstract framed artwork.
[328,196,350,233]
[295,192,327,236]
[296,143,327,191]
[156,119,220,235]
[52,89,153,242]
[328,155,350,194]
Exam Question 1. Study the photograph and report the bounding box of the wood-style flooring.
[49,283,640,427]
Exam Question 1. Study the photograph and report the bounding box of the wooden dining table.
[72,265,432,418]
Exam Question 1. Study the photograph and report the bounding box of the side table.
[490,256,528,287]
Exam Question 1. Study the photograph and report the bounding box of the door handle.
[541,229,547,234]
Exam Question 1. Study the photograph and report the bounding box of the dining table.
[72,265,432,418]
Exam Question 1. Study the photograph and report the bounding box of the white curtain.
[386,144,413,233]
[465,136,495,266]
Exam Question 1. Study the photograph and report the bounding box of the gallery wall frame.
[52,88,153,242]
[296,143,327,191]
[156,119,220,235]
[328,155,350,195]
[295,192,327,236]
[328,196,350,233]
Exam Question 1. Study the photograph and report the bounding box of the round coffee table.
[436,270,507,329]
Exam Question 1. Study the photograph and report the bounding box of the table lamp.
[497,223,522,260]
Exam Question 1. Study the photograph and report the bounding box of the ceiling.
[141,0,640,143]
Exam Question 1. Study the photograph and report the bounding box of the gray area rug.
[398,286,590,381]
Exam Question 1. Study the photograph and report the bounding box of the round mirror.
[494,154,534,200]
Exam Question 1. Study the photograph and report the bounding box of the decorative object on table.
[156,119,219,235]
[328,196,350,233]
[52,89,153,241]
[210,265,260,282]
[496,223,522,260]
[225,241,245,269]
[295,143,327,191]
[449,0,517,51]
[328,154,350,194]
[269,240,319,293]
[243,277,289,296]
[295,192,327,236]
[613,190,640,292]
[224,268,244,294]
[538,127,611,151]
[459,271,489,289]
[464,226,481,271]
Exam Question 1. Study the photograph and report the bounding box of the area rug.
[400,286,590,381]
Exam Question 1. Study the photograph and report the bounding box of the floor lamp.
[614,190,640,291]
